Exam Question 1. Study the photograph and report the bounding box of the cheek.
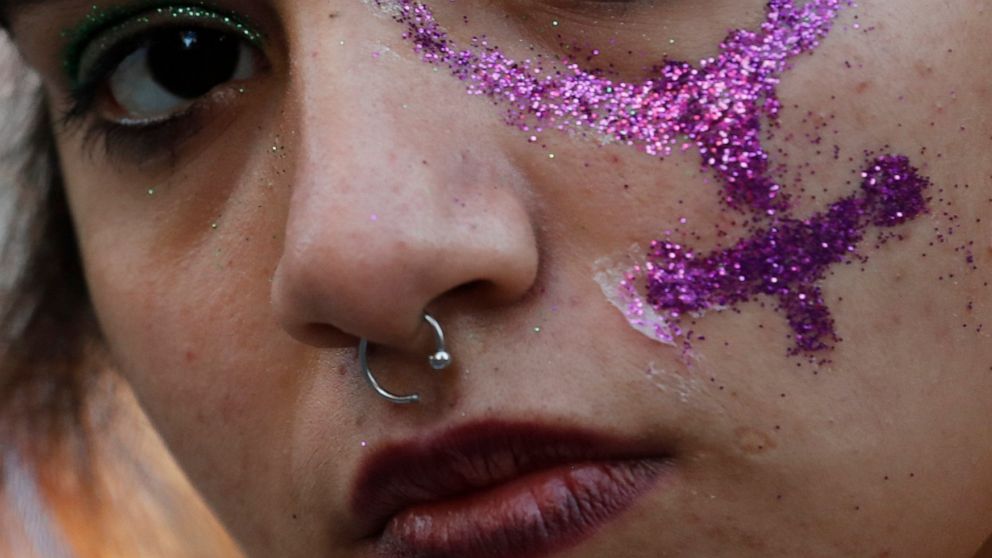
[510,0,992,499]
[83,227,285,429]
[60,113,310,480]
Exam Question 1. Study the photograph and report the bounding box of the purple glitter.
[379,0,933,353]
[383,0,846,214]
[640,156,930,353]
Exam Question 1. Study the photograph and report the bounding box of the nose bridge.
[271,12,539,350]
[289,60,441,259]
[289,18,435,219]
[281,47,443,343]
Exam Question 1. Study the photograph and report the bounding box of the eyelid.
[62,3,266,89]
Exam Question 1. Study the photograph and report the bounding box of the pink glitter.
[384,0,848,213]
[380,0,932,354]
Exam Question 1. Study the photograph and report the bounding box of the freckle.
[854,81,871,94]
[734,427,776,454]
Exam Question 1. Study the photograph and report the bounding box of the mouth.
[350,421,673,558]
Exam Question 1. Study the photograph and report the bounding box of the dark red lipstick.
[350,422,672,558]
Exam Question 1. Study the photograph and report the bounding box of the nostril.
[449,280,490,298]
[448,277,536,305]
[441,279,518,308]
[294,322,350,348]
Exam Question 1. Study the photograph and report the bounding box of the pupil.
[147,28,240,99]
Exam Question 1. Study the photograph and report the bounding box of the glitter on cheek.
[640,156,930,354]
[375,0,850,213]
[377,0,935,355]
[593,247,679,346]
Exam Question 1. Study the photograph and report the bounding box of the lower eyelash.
[61,102,204,168]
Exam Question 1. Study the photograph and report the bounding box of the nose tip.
[269,25,539,355]
[272,231,439,349]
[269,171,539,352]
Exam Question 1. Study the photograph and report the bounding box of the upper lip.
[349,419,669,538]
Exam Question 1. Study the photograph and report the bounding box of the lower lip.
[373,459,668,558]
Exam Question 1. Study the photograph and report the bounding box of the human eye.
[60,4,267,162]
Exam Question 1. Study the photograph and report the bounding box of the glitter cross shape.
[378,0,932,354]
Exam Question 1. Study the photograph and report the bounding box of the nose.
[271,21,539,351]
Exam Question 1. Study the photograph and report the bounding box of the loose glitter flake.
[378,0,934,354]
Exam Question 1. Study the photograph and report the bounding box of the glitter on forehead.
[378,0,934,355]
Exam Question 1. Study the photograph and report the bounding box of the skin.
[7,0,992,555]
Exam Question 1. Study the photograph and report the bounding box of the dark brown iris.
[146,28,240,99]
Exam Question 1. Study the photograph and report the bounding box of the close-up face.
[4,0,992,556]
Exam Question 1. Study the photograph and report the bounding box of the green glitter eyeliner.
[61,1,264,90]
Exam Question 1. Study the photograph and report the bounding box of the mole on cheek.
[377,0,934,355]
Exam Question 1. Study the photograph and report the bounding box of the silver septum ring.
[359,313,452,404]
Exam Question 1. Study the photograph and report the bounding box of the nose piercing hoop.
[359,313,452,404]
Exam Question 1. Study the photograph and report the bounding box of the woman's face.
[8,0,992,555]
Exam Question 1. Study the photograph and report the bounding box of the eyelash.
[61,40,174,162]
[60,8,265,165]
[66,104,205,166]
[57,1,643,164]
